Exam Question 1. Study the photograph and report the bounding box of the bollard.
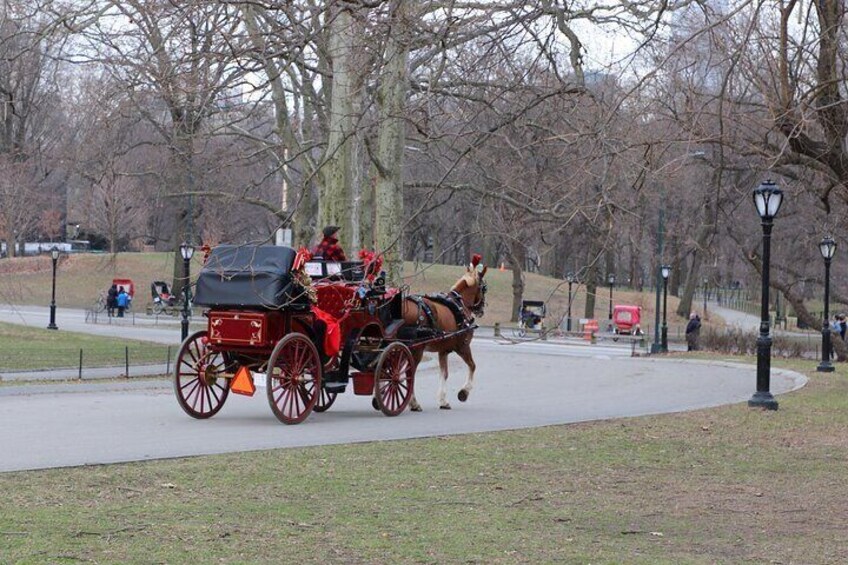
[166,345,171,374]
[125,346,129,378]
[78,349,83,380]
[494,322,500,338]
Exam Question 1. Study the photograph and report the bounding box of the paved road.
[0,305,190,345]
[0,303,806,473]
[0,336,805,473]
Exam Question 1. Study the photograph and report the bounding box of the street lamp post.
[817,236,837,372]
[661,265,671,352]
[607,273,615,321]
[47,247,60,330]
[180,243,195,342]
[749,179,783,410]
[566,272,576,332]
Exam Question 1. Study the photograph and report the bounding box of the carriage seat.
[314,282,358,319]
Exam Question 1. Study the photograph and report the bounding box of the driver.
[312,225,347,261]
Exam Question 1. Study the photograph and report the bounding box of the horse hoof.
[458,389,468,402]
[439,404,451,410]
[411,404,423,412]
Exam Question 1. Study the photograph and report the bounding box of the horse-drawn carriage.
[173,245,488,424]
[517,300,545,337]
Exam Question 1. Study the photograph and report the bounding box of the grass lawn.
[0,322,172,371]
[0,358,846,563]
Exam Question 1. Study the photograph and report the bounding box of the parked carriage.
[173,245,475,424]
[611,304,643,339]
[517,299,545,337]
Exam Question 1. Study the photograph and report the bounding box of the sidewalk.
[0,363,170,383]
[709,302,815,337]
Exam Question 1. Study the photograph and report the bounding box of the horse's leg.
[455,343,476,402]
[409,348,424,412]
[437,351,451,409]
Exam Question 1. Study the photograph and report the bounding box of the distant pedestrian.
[107,284,118,317]
[686,312,702,351]
[838,314,847,341]
[116,287,129,318]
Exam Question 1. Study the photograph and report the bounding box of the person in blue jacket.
[116,287,129,318]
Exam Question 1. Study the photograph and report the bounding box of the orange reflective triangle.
[231,366,256,397]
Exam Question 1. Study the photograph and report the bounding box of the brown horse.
[404,262,488,411]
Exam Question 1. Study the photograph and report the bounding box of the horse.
[403,258,488,411]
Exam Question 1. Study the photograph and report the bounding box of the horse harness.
[406,291,472,331]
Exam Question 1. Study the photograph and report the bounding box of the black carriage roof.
[202,245,297,276]
[193,245,301,309]
[521,300,545,307]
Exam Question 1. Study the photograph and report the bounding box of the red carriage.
[173,245,481,424]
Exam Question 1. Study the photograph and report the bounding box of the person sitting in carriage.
[520,305,541,329]
[312,225,347,262]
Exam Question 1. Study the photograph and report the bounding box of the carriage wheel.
[266,334,322,424]
[373,342,415,417]
[152,302,165,315]
[314,388,338,413]
[174,330,231,419]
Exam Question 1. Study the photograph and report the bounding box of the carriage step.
[324,382,347,393]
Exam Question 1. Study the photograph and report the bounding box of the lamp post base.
[748,391,779,410]
[650,343,662,354]
[47,304,58,330]
[816,362,835,373]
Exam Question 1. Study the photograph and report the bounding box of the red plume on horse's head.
[471,254,482,267]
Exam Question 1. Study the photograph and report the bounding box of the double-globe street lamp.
[817,236,837,373]
[661,265,671,352]
[749,179,783,410]
[566,272,576,332]
[180,243,195,342]
[47,246,60,330]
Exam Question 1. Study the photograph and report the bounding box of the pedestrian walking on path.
[686,312,701,351]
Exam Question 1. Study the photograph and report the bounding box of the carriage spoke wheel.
[174,330,230,419]
[314,357,339,413]
[374,343,415,417]
[314,387,338,413]
[266,334,322,424]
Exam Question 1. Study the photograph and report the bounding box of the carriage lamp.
[47,246,60,330]
[750,179,783,410]
[818,236,837,373]
[607,273,616,321]
[180,243,195,341]
[566,272,576,332]
[660,265,671,352]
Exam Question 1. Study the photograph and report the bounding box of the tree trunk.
[320,6,356,251]
[676,195,715,318]
[509,241,526,322]
[171,145,194,299]
[373,2,409,284]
